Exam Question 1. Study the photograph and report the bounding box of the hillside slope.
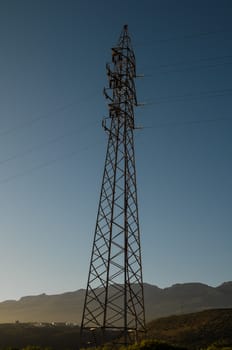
[0,309,231,350]
[147,308,232,349]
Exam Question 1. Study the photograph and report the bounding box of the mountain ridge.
[0,281,231,323]
[3,281,230,302]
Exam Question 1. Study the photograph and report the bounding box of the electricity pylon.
[80,25,146,347]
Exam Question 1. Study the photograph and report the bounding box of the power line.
[0,140,103,186]
[0,117,230,185]
[144,87,232,105]
[0,102,75,138]
[0,122,97,167]
[143,117,232,129]
[156,87,232,100]
[149,54,232,70]
[136,28,232,46]
[146,60,232,75]
[0,91,100,139]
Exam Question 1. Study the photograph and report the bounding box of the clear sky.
[0,0,231,302]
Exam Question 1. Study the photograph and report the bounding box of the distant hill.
[0,282,231,323]
[144,281,232,320]
[147,308,232,349]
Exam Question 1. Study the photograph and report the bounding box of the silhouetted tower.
[81,25,146,346]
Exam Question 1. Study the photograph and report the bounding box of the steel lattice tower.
[81,25,146,346]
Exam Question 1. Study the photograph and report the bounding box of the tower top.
[117,24,134,52]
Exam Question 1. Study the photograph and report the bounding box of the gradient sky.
[0,0,231,302]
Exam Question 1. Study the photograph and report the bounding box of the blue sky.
[0,0,231,301]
